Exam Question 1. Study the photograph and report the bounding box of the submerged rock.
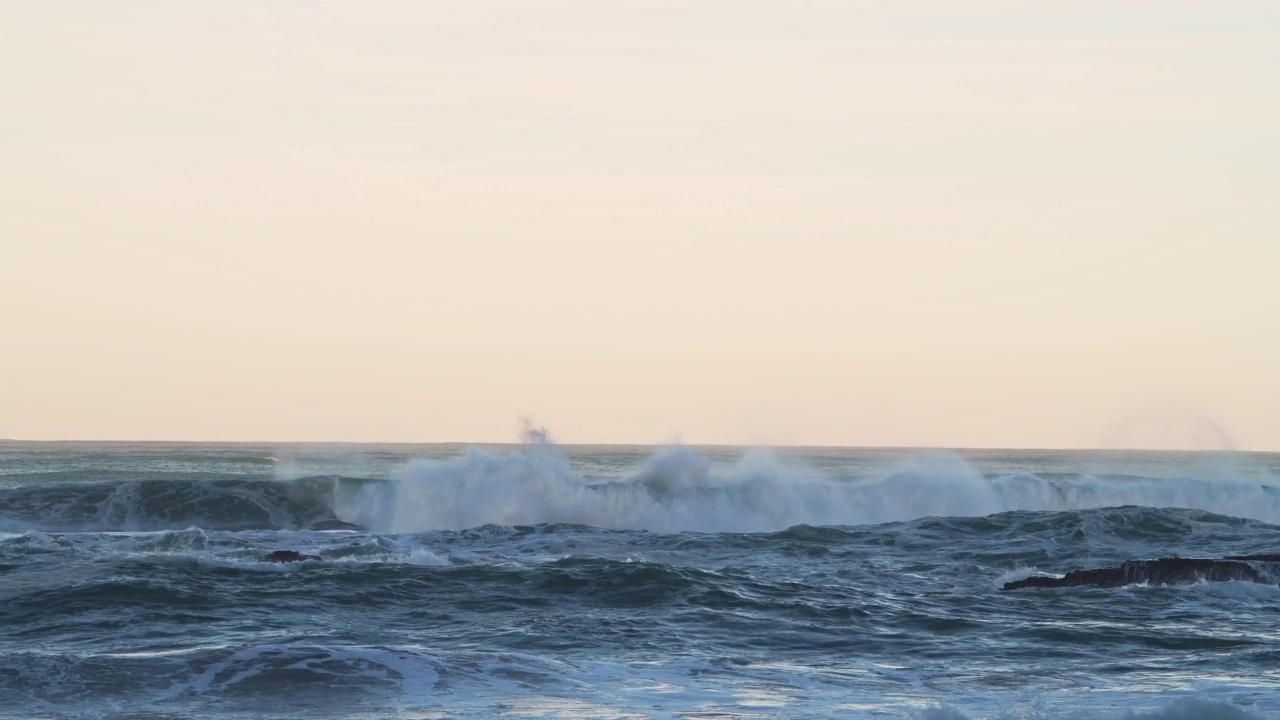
[263,550,322,563]
[1002,556,1278,591]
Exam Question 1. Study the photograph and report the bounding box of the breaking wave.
[3,446,1279,533]
[335,445,1280,533]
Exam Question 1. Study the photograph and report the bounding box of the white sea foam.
[403,548,450,566]
[330,444,1280,533]
[991,566,1054,590]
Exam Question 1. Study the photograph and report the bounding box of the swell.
[4,507,1275,587]
[0,643,1270,720]
[0,475,370,533]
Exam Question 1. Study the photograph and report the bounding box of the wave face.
[3,442,1280,719]
[0,473,363,533]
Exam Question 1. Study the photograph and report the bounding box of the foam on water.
[4,443,1277,534]
[991,566,1052,590]
[332,445,1280,533]
[113,644,1273,720]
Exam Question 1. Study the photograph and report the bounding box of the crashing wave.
[2,445,1279,534]
[329,445,1280,533]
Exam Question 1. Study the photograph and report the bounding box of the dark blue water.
[3,442,1280,719]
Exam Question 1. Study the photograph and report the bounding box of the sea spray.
[4,443,1280,533]
[330,444,1280,532]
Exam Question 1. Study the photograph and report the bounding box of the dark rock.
[1002,557,1273,591]
[310,519,364,531]
[263,550,322,563]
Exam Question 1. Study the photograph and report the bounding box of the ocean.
[2,441,1279,719]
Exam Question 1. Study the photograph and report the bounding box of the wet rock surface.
[263,550,322,563]
[1002,556,1279,591]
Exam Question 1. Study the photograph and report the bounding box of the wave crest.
[4,446,1279,534]
[330,446,1280,533]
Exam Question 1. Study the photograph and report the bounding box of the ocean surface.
[3,441,1280,720]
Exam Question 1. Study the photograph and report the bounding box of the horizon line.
[0,438,1269,455]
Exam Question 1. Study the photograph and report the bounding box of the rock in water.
[1002,557,1272,591]
[263,550,322,563]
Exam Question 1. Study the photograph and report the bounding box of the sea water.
[2,441,1279,719]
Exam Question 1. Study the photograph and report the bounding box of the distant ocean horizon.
[4,437,1271,453]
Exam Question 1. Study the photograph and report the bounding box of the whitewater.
[3,441,1280,719]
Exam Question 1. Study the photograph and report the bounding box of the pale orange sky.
[2,1,1278,449]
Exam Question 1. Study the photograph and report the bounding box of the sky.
[2,1,1278,449]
